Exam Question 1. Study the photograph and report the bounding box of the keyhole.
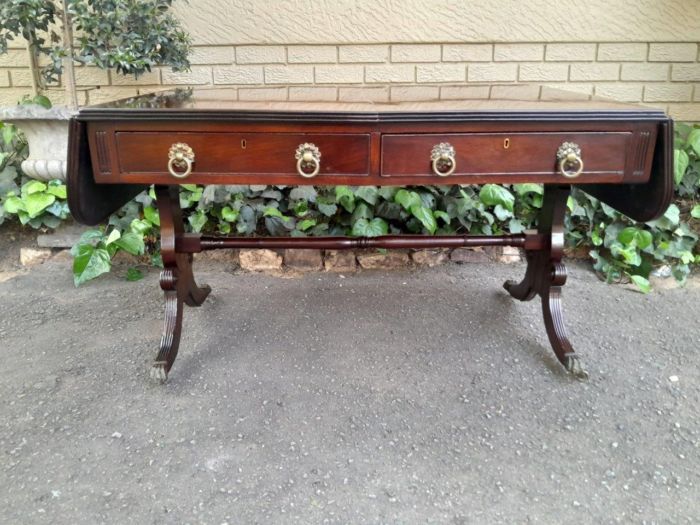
[503,138,510,149]
[241,139,247,149]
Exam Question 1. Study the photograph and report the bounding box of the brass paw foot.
[150,362,168,384]
[564,355,589,381]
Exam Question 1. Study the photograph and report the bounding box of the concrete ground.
[0,256,698,524]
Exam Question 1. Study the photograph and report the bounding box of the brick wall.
[1,41,699,121]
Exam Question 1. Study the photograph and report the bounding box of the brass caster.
[150,363,168,384]
[565,355,589,381]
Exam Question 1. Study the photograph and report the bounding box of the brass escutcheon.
[167,142,195,179]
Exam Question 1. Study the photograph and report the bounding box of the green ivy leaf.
[351,217,388,237]
[355,186,379,205]
[434,210,450,224]
[630,275,651,294]
[2,195,25,214]
[105,229,121,245]
[395,189,422,211]
[73,244,112,287]
[410,205,437,234]
[691,205,700,219]
[46,184,67,199]
[114,232,145,256]
[687,128,700,156]
[143,205,160,226]
[32,95,52,109]
[493,204,513,221]
[335,186,356,213]
[126,267,144,282]
[263,207,290,222]
[22,180,48,195]
[317,198,338,217]
[297,219,317,231]
[513,183,544,196]
[2,124,15,146]
[221,206,239,222]
[188,209,209,232]
[24,192,56,218]
[674,149,689,185]
[618,227,652,250]
[479,185,514,212]
[130,218,152,235]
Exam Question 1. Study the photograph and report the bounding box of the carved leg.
[504,185,588,379]
[151,186,211,383]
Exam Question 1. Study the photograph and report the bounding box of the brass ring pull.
[295,143,321,178]
[557,142,584,179]
[167,143,195,179]
[431,142,456,177]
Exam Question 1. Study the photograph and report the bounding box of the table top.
[80,86,667,122]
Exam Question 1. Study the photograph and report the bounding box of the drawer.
[380,132,631,179]
[114,132,371,178]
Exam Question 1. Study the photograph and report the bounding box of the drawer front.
[381,132,631,179]
[115,132,371,178]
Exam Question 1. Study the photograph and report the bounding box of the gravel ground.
[0,257,698,524]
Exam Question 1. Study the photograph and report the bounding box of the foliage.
[571,123,700,291]
[1,117,698,288]
[0,0,191,86]
[70,224,145,286]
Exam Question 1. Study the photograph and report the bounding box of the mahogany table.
[66,88,673,382]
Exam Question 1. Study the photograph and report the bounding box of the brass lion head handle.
[431,142,456,177]
[556,142,584,179]
[295,143,321,178]
[168,143,195,179]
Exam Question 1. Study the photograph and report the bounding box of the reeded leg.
[151,186,211,383]
[504,185,587,379]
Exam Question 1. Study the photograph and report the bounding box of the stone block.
[357,250,410,269]
[411,249,449,267]
[324,250,357,272]
[498,246,522,264]
[239,249,282,271]
[284,249,323,271]
[450,247,490,264]
[20,247,52,267]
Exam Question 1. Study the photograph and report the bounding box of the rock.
[450,247,490,264]
[324,250,357,272]
[411,249,449,267]
[194,249,239,269]
[37,222,90,248]
[498,246,522,264]
[284,249,323,271]
[51,249,73,263]
[239,249,283,272]
[20,247,52,267]
[357,250,410,270]
[483,246,504,261]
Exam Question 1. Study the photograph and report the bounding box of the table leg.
[504,185,588,379]
[151,185,211,383]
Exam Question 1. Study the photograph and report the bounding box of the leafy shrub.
[1,119,698,290]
